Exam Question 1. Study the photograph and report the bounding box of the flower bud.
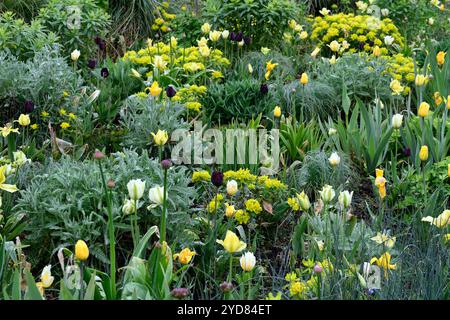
[219,281,234,293]
[94,149,105,160]
[171,288,189,299]
[161,159,172,170]
[75,240,89,261]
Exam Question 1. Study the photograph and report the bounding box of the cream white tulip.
[71,49,80,61]
[392,114,403,129]
[226,180,238,196]
[319,185,335,203]
[148,185,165,208]
[328,152,341,167]
[222,30,229,39]
[240,252,256,272]
[338,190,353,209]
[122,199,136,215]
[127,179,146,201]
[384,36,394,46]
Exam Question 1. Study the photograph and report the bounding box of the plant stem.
[79,262,84,300]
[160,167,168,243]
[98,160,116,299]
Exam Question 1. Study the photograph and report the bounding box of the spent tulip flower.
[40,265,54,288]
[216,230,246,254]
[422,210,450,228]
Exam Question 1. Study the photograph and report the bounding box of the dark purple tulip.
[171,288,189,299]
[101,67,109,78]
[359,43,364,50]
[98,41,106,52]
[166,85,177,98]
[230,32,236,41]
[235,32,243,42]
[244,36,252,45]
[161,159,172,170]
[94,36,103,45]
[87,59,97,69]
[260,84,269,95]
[404,147,411,157]
[24,100,34,113]
[211,171,224,187]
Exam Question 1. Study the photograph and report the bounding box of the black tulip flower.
[260,84,269,95]
[211,171,224,187]
[166,85,177,98]
[94,36,103,45]
[101,67,109,78]
[244,36,252,46]
[219,282,234,293]
[98,41,106,52]
[404,147,411,157]
[87,59,97,69]
[235,32,243,42]
[24,100,34,113]
[230,32,236,41]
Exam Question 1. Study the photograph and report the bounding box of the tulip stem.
[79,261,84,300]
[160,166,168,243]
[97,159,117,299]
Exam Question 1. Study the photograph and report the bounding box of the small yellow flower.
[273,106,281,118]
[245,199,262,214]
[149,81,162,97]
[418,102,430,117]
[75,240,89,261]
[216,230,246,254]
[151,129,168,146]
[371,231,396,248]
[372,46,381,57]
[69,113,77,120]
[59,108,67,116]
[436,51,446,66]
[173,248,196,265]
[419,145,428,161]
[60,122,70,129]
[31,124,38,130]
[300,72,308,85]
[41,111,49,118]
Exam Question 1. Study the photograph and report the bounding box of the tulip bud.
[260,84,269,95]
[219,281,234,293]
[24,100,34,113]
[75,240,89,261]
[101,67,109,78]
[171,288,189,299]
[273,106,281,118]
[338,190,353,209]
[297,191,311,211]
[87,59,97,69]
[391,114,403,129]
[107,179,115,188]
[161,159,172,170]
[122,199,136,215]
[313,264,323,273]
[419,145,428,161]
[300,72,309,85]
[415,74,427,86]
[71,49,80,62]
[94,149,105,160]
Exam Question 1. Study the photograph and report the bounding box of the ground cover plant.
[0,0,449,301]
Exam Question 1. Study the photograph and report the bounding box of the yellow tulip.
[422,210,450,228]
[225,203,236,218]
[372,46,381,57]
[273,106,281,118]
[216,230,246,254]
[151,129,168,146]
[0,165,19,193]
[436,51,446,66]
[418,102,430,117]
[300,73,308,85]
[419,145,428,161]
[75,240,89,261]
[448,163,450,177]
[370,252,396,272]
[173,248,196,265]
[390,79,404,95]
[434,92,442,106]
[447,95,450,110]
[415,74,427,87]
[149,81,162,97]
[18,114,30,127]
